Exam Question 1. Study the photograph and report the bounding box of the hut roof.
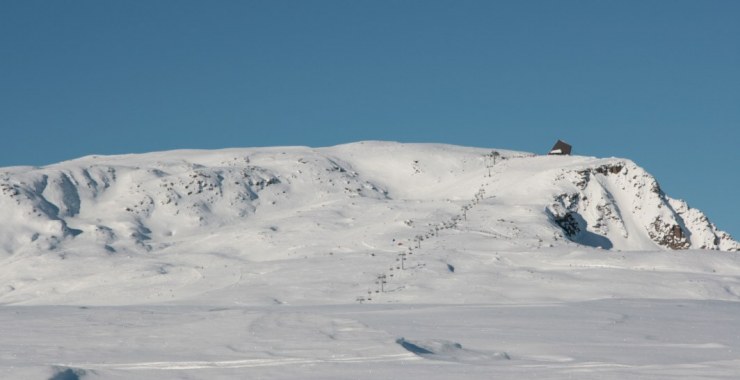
[549,140,572,155]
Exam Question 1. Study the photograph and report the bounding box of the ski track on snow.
[56,353,419,371]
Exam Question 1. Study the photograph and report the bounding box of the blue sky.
[1,0,738,237]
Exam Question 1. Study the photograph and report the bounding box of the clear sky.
[1,0,738,237]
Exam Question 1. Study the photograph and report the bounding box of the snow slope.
[1,141,739,379]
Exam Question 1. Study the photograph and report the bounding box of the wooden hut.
[548,140,572,155]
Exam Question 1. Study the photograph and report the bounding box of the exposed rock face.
[548,161,737,251]
[553,211,580,238]
[669,198,739,251]
[649,219,690,250]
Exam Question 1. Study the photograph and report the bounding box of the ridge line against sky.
[0,0,737,237]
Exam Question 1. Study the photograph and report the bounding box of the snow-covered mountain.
[4,142,740,380]
[0,141,736,306]
[1,141,735,257]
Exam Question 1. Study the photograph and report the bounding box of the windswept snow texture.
[1,141,739,379]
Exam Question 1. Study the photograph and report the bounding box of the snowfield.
[0,141,738,379]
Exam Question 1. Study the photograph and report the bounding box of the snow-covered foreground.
[1,142,739,378]
[4,300,740,379]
